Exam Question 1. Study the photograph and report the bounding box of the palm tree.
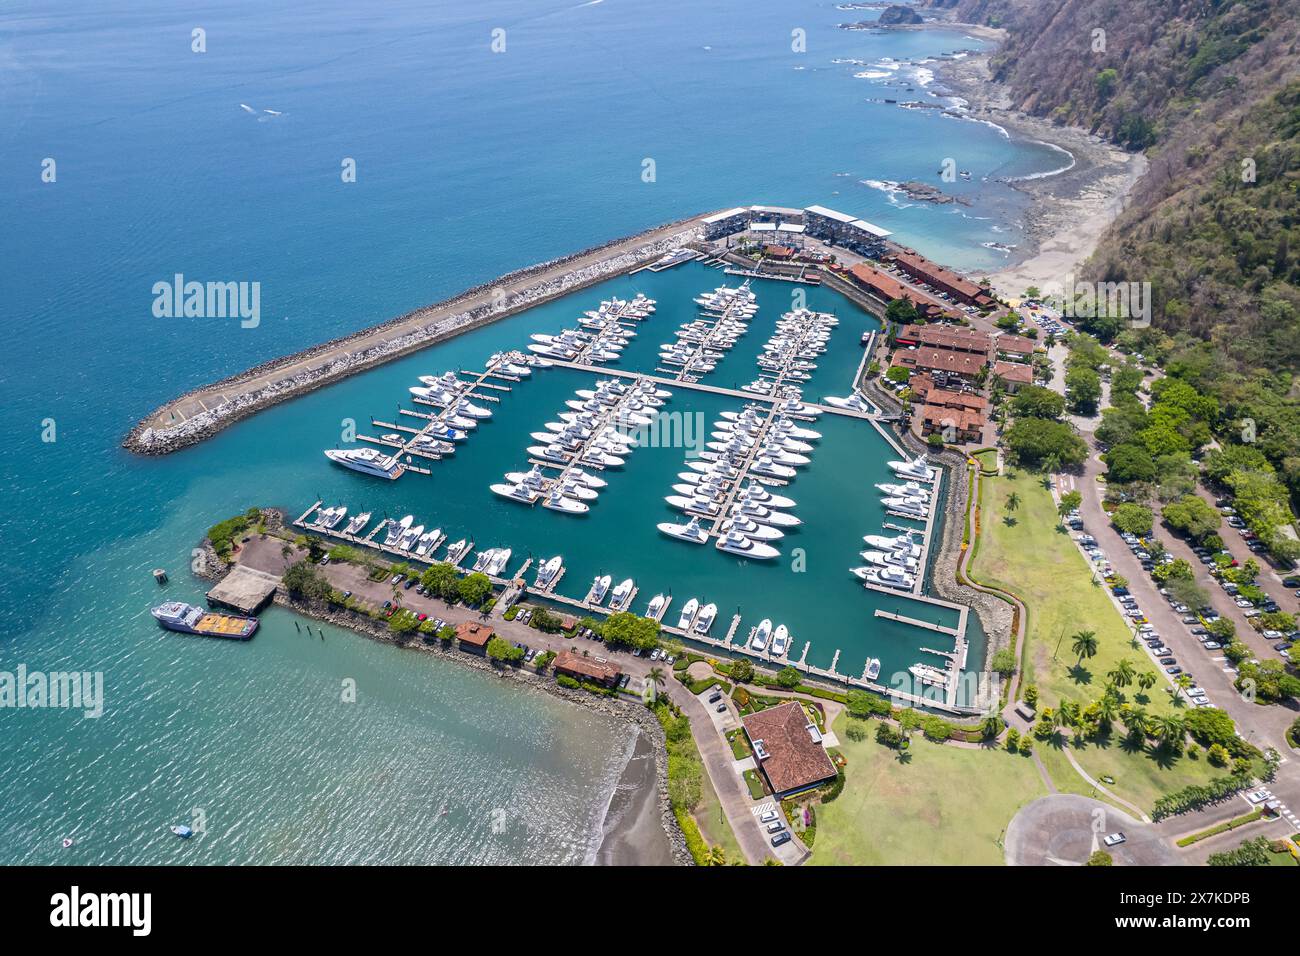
[645,666,665,693]
[981,714,1003,739]
[1071,630,1099,666]
[1124,707,1150,741]
[707,844,727,866]
[1005,492,1021,513]
[1058,698,1081,730]
[1155,715,1185,748]
[1109,658,1136,689]
[1096,694,1120,729]
[1137,671,1157,693]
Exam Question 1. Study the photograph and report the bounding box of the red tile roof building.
[895,346,986,380]
[996,334,1036,357]
[455,621,495,652]
[848,263,913,303]
[992,361,1033,390]
[553,650,621,687]
[742,701,838,797]
[889,251,993,307]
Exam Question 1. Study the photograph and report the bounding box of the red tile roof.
[993,361,1033,384]
[915,324,993,355]
[742,701,837,796]
[455,621,494,647]
[891,251,985,300]
[553,649,620,684]
[901,346,987,378]
[849,263,912,302]
[997,334,1036,355]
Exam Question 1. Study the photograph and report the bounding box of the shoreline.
[194,542,690,867]
[923,24,1148,299]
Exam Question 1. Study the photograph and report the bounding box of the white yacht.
[732,498,800,527]
[693,603,718,634]
[645,593,667,619]
[861,549,919,571]
[909,663,949,687]
[740,481,796,509]
[590,575,612,603]
[658,516,708,544]
[535,555,563,588]
[715,531,779,560]
[751,618,772,651]
[491,481,540,504]
[676,597,700,630]
[413,530,437,556]
[865,658,882,681]
[486,548,512,576]
[888,454,937,482]
[383,515,413,547]
[876,480,929,498]
[719,516,783,541]
[770,624,789,657]
[324,447,405,480]
[823,393,873,413]
[542,489,589,514]
[471,548,495,573]
[851,565,915,590]
[397,523,424,552]
[882,496,929,518]
[343,511,371,535]
[609,578,634,610]
[863,532,921,558]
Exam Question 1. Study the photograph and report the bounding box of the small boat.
[770,624,789,657]
[677,597,700,630]
[591,574,612,603]
[751,618,772,651]
[61,838,74,848]
[343,511,371,535]
[865,658,882,680]
[170,825,194,839]
[535,555,563,588]
[909,663,948,687]
[486,548,512,576]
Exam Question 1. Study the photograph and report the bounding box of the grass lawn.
[970,469,1177,716]
[725,729,751,760]
[692,762,743,864]
[1035,731,1228,815]
[742,768,767,800]
[809,714,1048,865]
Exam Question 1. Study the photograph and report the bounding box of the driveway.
[1006,794,1181,866]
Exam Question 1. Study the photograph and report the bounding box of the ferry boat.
[151,602,259,640]
[324,447,405,480]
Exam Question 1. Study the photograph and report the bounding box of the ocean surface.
[1,0,1063,864]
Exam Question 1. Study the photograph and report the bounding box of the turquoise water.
[3,0,1056,863]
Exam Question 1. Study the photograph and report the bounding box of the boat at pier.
[384,515,414,547]
[909,663,949,687]
[324,447,405,480]
[751,618,772,651]
[770,624,789,657]
[693,602,718,634]
[676,597,699,630]
[888,454,936,482]
[151,602,259,640]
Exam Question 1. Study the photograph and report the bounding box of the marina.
[277,260,982,710]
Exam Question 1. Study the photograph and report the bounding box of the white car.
[1245,789,1271,804]
[1103,832,1126,847]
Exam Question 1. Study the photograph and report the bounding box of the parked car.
[760,809,779,823]
[1103,832,1127,847]
[771,832,792,847]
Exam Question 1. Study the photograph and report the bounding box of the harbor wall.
[123,213,711,456]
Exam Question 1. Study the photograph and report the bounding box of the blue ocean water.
[1,0,1060,863]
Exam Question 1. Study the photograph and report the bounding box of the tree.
[486,636,523,664]
[989,647,1017,677]
[1162,494,1221,540]
[846,689,889,719]
[729,657,754,684]
[1072,630,1099,665]
[1057,490,1082,516]
[601,612,661,651]
[1207,837,1272,867]
[1103,443,1158,484]
[1137,671,1157,693]
[1111,503,1154,536]
[456,572,493,607]
[1154,715,1185,749]
[776,666,801,689]
[281,561,332,602]
[1124,707,1149,741]
[1005,492,1021,514]
[1065,365,1102,414]
[885,297,918,325]
[1087,849,1113,866]
[981,714,1004,739]
[1004,417,1088,469]
[645,666,665,693]
[420,563,459,598]
[1010,385,1066,420]
[1109,658,1136,689]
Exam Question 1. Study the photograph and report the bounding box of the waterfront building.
[701,207,751,240]
[803,205,891,258]
[456,621,495,655]
[741,701,838,798]
[553,650,621,688]
[887,250,994,308]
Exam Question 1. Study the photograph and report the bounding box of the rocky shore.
[124,217,704,457]
[194,540,692,866]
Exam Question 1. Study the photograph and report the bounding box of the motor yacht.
[770,624,789,657]
[693,603,718,634]
[658,516,708,544]
[751,619,772,651]
[676,597,700,630]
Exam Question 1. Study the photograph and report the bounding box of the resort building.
[455,621,495,655]
[995,333,1037,360]
[908,375,990,444]
[848,262,913,304]
[992,360,1034,392]
[887,250,993,308]
[803,205,892,257]
[894,345,986,382]
[553,649,621,688]
[701,207,751,240]
[742,702,838,798]
[901,324,994,359]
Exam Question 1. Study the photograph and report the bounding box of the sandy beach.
[925,24,1148,302]
[594,729,674,865]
